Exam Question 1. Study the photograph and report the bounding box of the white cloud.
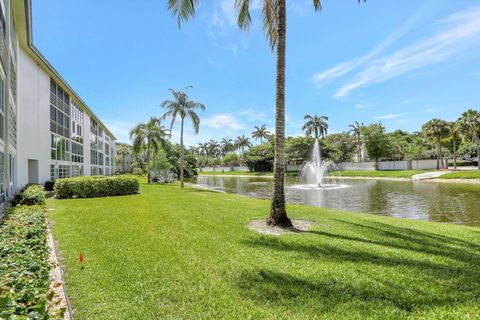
[239,109,266,121]
[203,114,245,130]
[376,114,405,120]
[333,7,480,98]
[354,104,372,109]
[102,119,136,143]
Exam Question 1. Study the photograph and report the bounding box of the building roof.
[12,0,117,140]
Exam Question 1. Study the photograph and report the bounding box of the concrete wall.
[199,166,250,172]
[337,162,377,171]
[16,47,51,189]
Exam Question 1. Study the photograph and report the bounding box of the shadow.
[237,217,480,315]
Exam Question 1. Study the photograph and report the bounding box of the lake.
[190,175,480,227]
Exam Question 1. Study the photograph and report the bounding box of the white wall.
[16,47,51,189]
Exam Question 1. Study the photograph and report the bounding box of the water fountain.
[298,139,339,188]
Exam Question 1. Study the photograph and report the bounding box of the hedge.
[0,206,52,318]
[54,176,139,199]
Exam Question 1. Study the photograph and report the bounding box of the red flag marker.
[79,252,85,264]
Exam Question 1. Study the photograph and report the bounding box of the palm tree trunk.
[147,139,151,183]
[122,155,125,173]
[476,137,480,170]
[453,139,457,170]
[180,117,185,188]
[435,137,441,170]
[267,0,292,228]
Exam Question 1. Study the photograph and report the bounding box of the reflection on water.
[190,176,480,227]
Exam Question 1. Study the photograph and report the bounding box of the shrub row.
[54,176,139,199]
[11,184,46,207]
[0,206,52,318]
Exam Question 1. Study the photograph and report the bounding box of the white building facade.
[0,0,116,207]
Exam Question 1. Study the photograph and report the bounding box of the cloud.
[354,104,372,109]
[333,7,480,98]
[203,114,245,130]
[375,114,405,120]
[239,109,266,121]
[209,0,262,36]
[102,119,136,143]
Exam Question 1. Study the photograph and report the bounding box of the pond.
[190,176,480,227]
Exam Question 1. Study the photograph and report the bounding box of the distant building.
[115,143,133,173]
[0,0,116,208]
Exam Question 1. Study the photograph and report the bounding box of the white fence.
[198,159,446,173]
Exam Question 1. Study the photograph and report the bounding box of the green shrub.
[0,206,53,318]
[20,185,46,206]
[44,180,55,191]
[132,168,144,176]
[54,176,139,199]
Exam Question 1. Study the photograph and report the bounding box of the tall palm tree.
[161,87,205,187]
[130,117,169,183]
[458,109,480,170]
[349,121,364,162]
[207,140,221,158]
[235,134,252,154]
[116,143,132,173]
[221,138,235,156]
[167,0,364,227]
[449,121,462,170]
[302,114,329,139]
[251,125,270,144]
[422,118,450,170]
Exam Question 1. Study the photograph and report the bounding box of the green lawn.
[439,170,480,179]
[332,170,431,179]
[47,182,480,319]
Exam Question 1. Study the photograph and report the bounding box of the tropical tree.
[449,121,462,169]
[161,87,205,187]
[207,140,221,158]
[221,138,235,157]
[130,117,170,183]
[116,143,132,173]
[349,121,364,162]
[361,123,392,169]
[458,109,480,169]
[235,134,252,154]
[251,125,270,144]
[167,0,364,227]
[422,118,450,170]
[302,114,329,139]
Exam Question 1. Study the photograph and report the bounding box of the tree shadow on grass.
[237,218,480,316]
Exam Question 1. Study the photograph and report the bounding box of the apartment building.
[0,0,116,207]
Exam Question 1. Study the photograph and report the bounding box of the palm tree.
[207,140,221,158]
[116,143,132,173]
[130,117,169,183]
[422,118,450,170]
[302,114,329,139]
[458,109,480,170]
[221,138,235,156]
[161,87,205,187]
[349,121,364,162]
[449,121,462,170]
[167,0,364,227]
[235,135,252,155]
[251,125,270,144]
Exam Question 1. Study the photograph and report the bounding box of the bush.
[132,168,144,176]
[0,206,54,318]
[54,176,139,199]
[20,185,45,205]
[44,180,55,191]
[245,143,274,172]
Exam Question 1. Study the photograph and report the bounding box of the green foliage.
[132,168,144,176]
[440,171,480,179]
[54,176,139,199]
[361,123,392,162]
[245,142,274,172]
[0,206,51,318]
[44,180,55,192]
[20,185,46,206]
[223,153,239,166]
[285,136,314,165]
[324,133,356,163]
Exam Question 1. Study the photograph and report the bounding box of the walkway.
[412,171,451,181]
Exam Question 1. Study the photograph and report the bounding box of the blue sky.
[32,0,480,145]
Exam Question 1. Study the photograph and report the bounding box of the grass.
[439,170,480,179]
[331,170,431,179]
[47,181,480,319]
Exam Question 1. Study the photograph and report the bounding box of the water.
[299,139,337,187]
[190,175,480,227]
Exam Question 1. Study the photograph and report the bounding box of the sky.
[32,0,480,145]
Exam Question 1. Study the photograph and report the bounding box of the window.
[71,142,83,163]
[9,104,16,148]
[50,79,70,138]
[72,165,83,177]
[0,77,4,140]
[58,165,70,179]
[50,164,55,181]
[0,151,4,203]
[51,134,70,161]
